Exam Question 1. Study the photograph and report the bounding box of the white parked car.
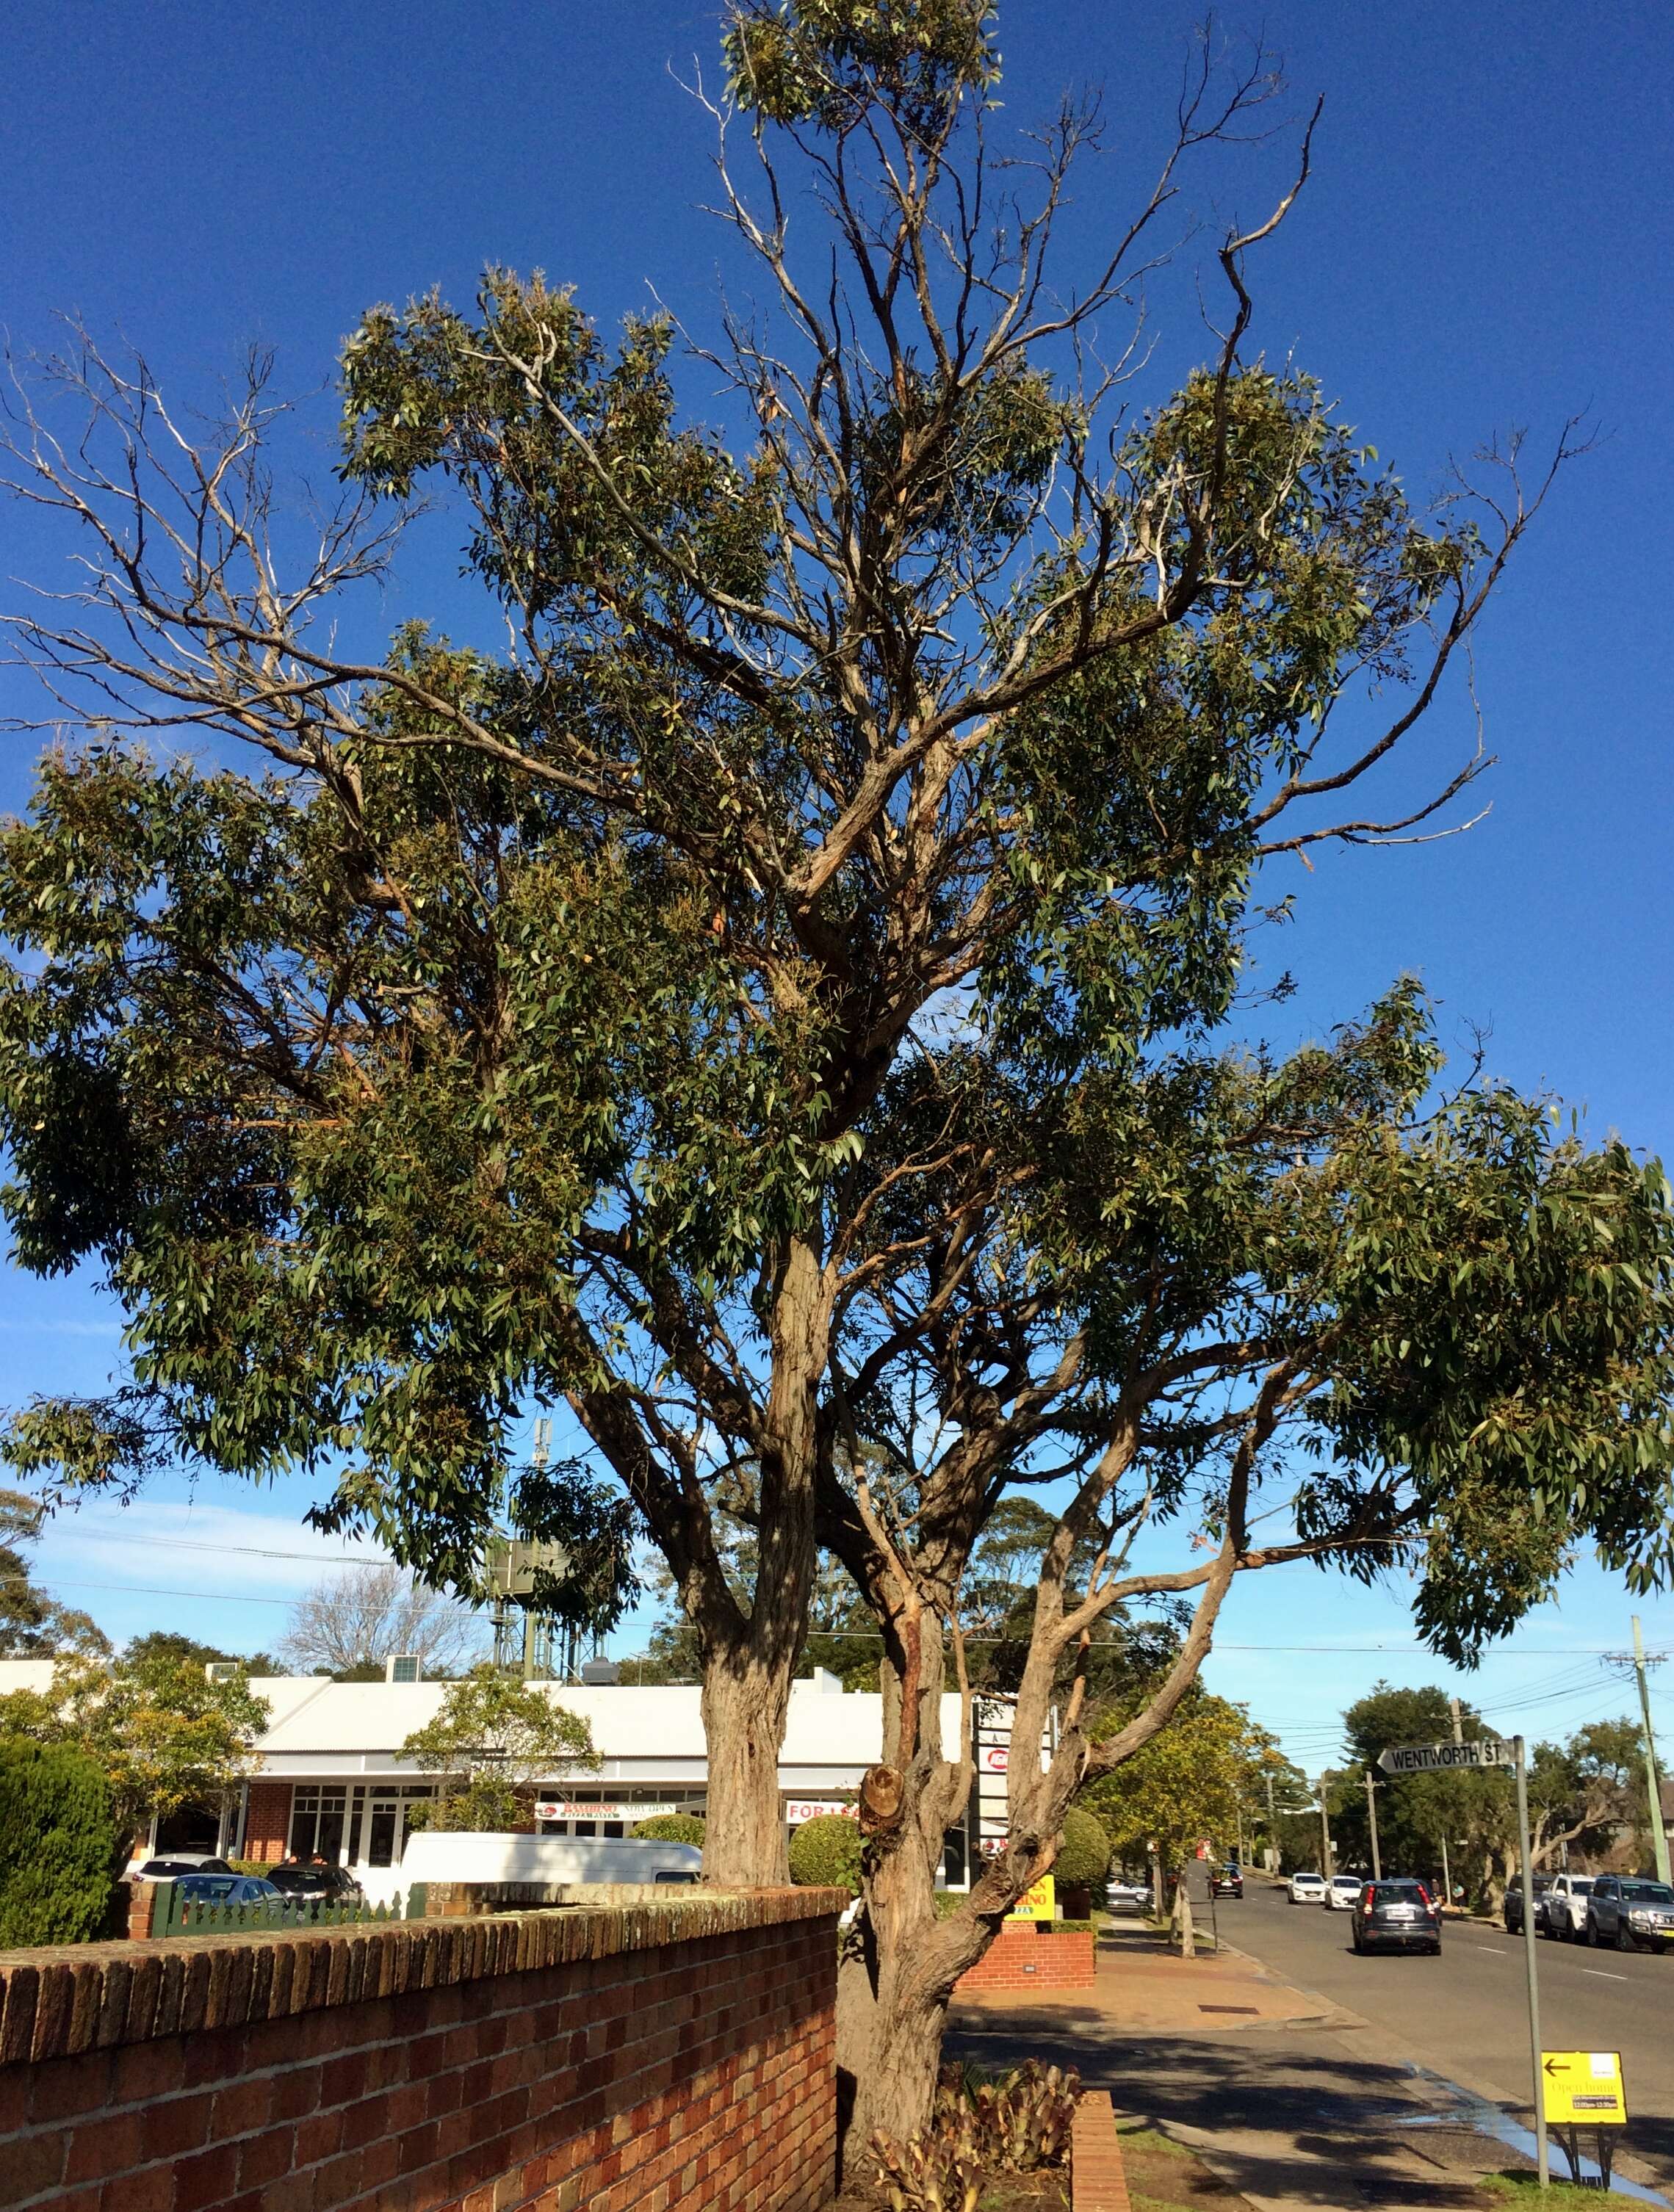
[1327,1874,1363,1911]
[127,1854,235,1884]
[1288,1871,1327,1904]
[1107,1879,1152,1912]
[1543,1873,1596,1940]
[399,1829,701,1890]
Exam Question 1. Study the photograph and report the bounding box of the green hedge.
[630,1813,706,1843]
[0,1738,120,1947]
[1055,1807,1111,1888]
[788,1812,862,1896]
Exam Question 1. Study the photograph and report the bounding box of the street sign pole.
[1513,1734,1548,2188]
[1364,1769,1381,1880]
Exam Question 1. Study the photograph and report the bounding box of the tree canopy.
[0,0,1670,2155]
[399,1665,596,1832]
[0,1641,270,1840]
[0,1489,105,1658]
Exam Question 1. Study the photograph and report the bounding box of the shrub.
[631,1812,705,1843]
[1054,1806,1111,1890]
[788,1812,862,1895]
[0,1738,120,1946]
[872,2061,1081,2206]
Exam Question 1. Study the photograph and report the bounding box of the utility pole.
[1364,1770,1382,1880]
[1318,1781,1334,1876]
[1631,1616,1671,1885]
[1440,1831,1451,1906]
[1449,1696,1463,1747]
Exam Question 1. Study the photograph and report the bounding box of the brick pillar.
[125,1882,156,1941]
[241,1780,293,1862]
[1071,2093,1131,2211]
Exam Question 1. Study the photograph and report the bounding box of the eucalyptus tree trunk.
[700,1652,798,1883]
[834,1602,1061,2156]
[698,1235,829,1887]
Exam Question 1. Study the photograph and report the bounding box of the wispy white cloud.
[32,1498,392,1601]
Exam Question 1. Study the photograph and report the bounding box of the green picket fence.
[157,1884,428,1937]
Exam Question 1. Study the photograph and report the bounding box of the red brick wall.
[0,1888,843,2212]
[956,1922,1096,1992]
[241,1782,292,1865]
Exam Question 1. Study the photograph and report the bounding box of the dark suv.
[1352,1879,1441,1955]
[264,1864,366,1906]
[1503,1874,1553,1934]
[1211,1865,1244,1898]
[1587,1875,1674,1952]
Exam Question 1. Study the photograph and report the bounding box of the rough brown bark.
[699,1650,798,1884]
[696,1235,830,1888]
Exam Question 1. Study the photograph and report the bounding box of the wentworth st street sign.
[1376,1738,1511,1775]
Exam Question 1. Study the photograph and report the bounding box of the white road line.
[1471,1945,1507,1955]
[1581,1968,1629,1981]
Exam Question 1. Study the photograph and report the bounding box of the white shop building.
[0,1660,971,1901]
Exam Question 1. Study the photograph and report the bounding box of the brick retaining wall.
[954,1922,1096,1992]
[0,1887,843,2212]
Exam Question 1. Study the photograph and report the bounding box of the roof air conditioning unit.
[580,1659,621,1687]
[204,1661,240,1683]
[386,1654,422,1685]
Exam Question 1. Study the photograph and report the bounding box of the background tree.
[122,1629,278,1674]
[277,1564,486,1680]
[1332,1684,1503,1884]
[1083,1688,1277,1876]
[0,1490,107,1658]
[1525,1721,1644,1872]
[0,0,1667,2158]
[398,1666,596,1831]
[0,1639,269,1851]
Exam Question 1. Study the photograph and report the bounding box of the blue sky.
[1,2,1670,1776]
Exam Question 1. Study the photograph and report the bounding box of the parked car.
[1326,1874,1363,1911]
[1352,1879,1442,1955]
[264,1864,367,1906]
[399,1829,704,1890]
[1288,1871,1327,1904]
[1211,1865,1244,1898]
[1586,1876,1674,1952]
[1542,1873,1595,1941]
[129,1855,234,1883]
[173,1874,284,1907]
[1503,1874,1554,1934]
[1106,1879,1152,1912]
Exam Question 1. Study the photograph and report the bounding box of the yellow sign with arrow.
[1541,2050,1626,2127]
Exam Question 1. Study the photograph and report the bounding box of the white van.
[399,1829,702,1893]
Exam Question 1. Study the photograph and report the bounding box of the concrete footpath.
[948,1909,1671,2211]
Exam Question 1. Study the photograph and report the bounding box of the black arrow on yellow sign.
[1543,2059,1570,2078]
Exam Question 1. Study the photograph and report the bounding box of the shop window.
[289,1787,348,1864]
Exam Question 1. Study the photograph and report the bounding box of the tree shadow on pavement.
[945,2016,1496,2208]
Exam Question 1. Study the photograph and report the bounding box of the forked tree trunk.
[700,1651,797,1884]
[838,1808,948,2147]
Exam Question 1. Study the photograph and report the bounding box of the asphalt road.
[1222,1878,1674,2184]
